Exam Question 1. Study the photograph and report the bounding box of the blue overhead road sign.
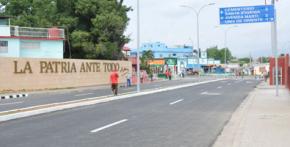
[220,5,275,25]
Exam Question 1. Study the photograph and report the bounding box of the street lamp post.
[215,25,238,64]
[224,26,237,64]
[181,3,215,76]
[136,0,141,92]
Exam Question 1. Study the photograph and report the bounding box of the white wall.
[0,39,20,58]
[0,26,11,36]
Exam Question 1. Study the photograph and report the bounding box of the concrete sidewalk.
[0,77,168,95]
[213,82,290,147]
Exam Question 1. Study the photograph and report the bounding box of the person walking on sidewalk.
[110,70,119,96]
[126,72,131,87]
[181,69,185,78]
[263,71,268,82]
[165,70,169,79]
[149,72,153,82]
[140,71,145,83]
[168,69,172,80]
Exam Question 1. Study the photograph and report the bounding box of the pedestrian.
[149,72,153,82]
[241,71,244,79]
[263,72,268,82]
[165,70,169,79]
[126,72,131,87]
[181,69,185,78]
[110,69,119,96]
[168,69,172,80]
[140,71,144,83]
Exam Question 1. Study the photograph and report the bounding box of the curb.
[0,94,29,100]
[212,84,258,147]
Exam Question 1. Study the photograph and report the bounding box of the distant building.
[130,42,195,74]
[130,42,194,58]
[0,17,65,59]
[129,42,222,75]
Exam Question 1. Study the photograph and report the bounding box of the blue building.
[131,42,199,74]
[0,17,65,59]
[130,42,194,58]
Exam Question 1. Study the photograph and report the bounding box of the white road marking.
[201,91,221,96]
[170,99,184,105]
[90,119,128,133]
[75,93,94,97]
[0,102,23,106]
[227,83,231,86]
[217,86,222,89]
[246,81,253,84]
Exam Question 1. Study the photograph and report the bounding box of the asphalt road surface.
[0,77,217,112]
[0,79,259,147]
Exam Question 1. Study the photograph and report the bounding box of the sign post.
[219,4,278,96]
[271,0,279,96]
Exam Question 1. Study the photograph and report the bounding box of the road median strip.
[0,79,225,122]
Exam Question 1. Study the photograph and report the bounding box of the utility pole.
[249,53,252,66]
[215,25,238,65]
[271,0,279,96]
[136,0,141,92]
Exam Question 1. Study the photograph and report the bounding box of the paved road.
[0,79,259,147]
[0,76,217,112]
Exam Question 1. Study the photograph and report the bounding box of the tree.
[206,46,233,63]
[207,46,221,60]
[0,0,131,60]
[239,57,251,64]
[140,50,154,74]
[220,48,233,64]
[257,57,269,63]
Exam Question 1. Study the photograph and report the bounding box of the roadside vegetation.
[0,0,131,60]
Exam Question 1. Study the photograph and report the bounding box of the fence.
[10,26,65,39]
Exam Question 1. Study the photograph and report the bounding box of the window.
[159,54,163,58]
[173,53,176,56]
[20,41,40,50]
[0,41,8,53]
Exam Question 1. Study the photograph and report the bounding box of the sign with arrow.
[220,5,275,25]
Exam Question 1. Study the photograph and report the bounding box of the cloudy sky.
[123,0,290,58]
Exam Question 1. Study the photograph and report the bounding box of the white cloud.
[123,0,290,58]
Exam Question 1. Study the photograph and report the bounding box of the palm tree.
[140,50,154,74]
